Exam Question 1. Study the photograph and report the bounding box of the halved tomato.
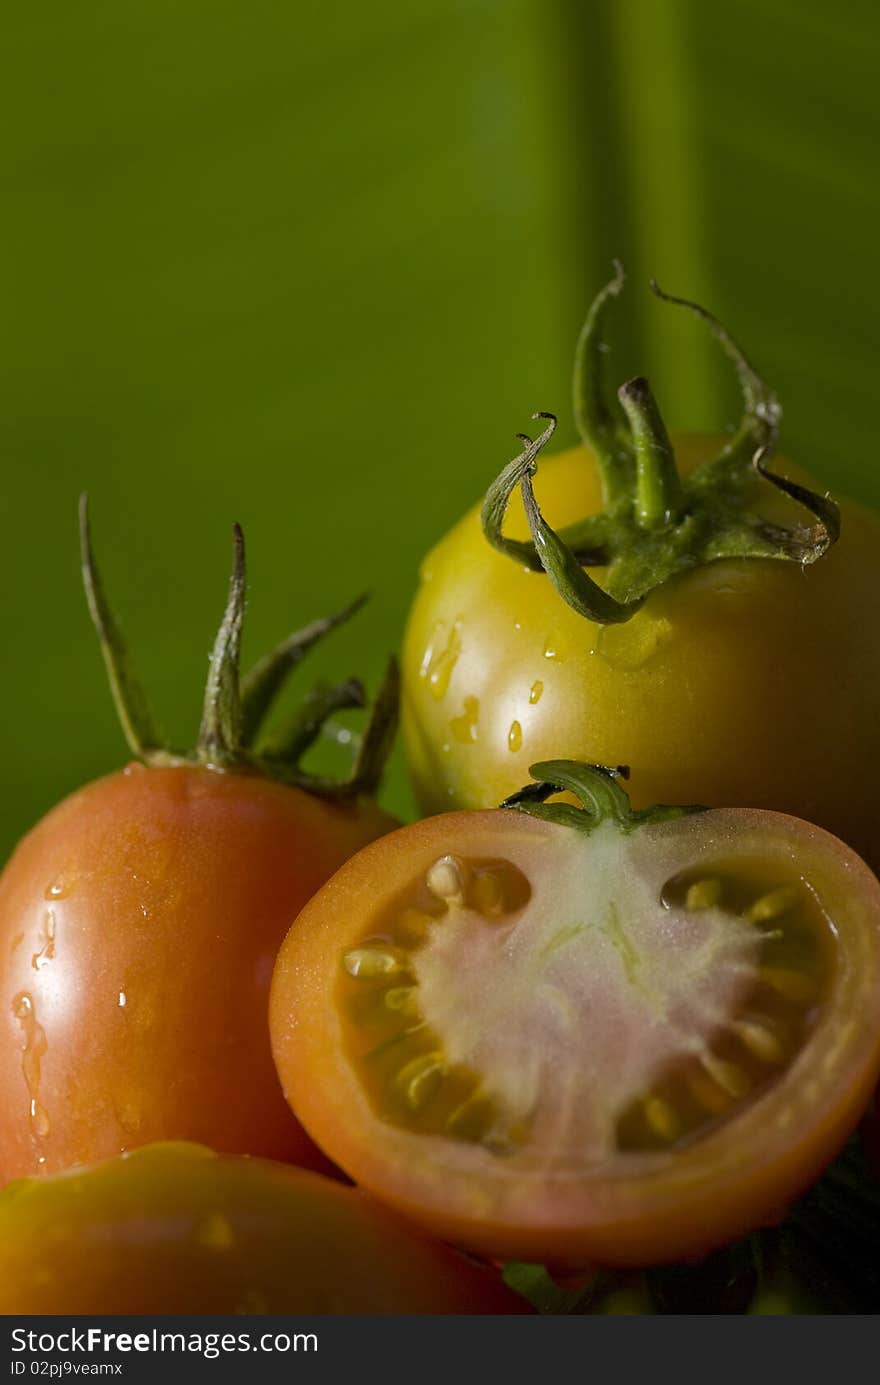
[270,763,880,1268]
[0,1142,525,1314]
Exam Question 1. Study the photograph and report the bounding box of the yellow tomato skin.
[403,439,880,869]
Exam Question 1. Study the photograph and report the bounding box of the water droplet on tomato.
[11,992,49,1138]
[44,874,73,901]
[420,622,462,701]
[507,720,523,753]
[31,911,57,972]
[30,1100,50,1137]
[450,696,479,744]
[529,680,543,705]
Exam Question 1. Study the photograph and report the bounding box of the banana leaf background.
[1,0,878,859]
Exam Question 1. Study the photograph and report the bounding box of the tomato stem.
[481,271,841,624]
[79,505,397,798]
[239,591,368,748]
[260,677,366,763]
[503,759,702,835]
[519,469,642,624]
[618,376,681,530]
[197,524,246,768]
[572,260,635,512]
[79,494,167,761]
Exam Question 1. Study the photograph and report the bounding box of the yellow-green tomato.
[402,438,880,869]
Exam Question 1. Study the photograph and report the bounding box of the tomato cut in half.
[270,762,880,1268]
[0,1142,526,1314]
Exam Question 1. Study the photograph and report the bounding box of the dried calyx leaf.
[79,496,397,799]
[481,268,840,624]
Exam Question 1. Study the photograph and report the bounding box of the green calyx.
[79,496,398,799]
[482,265,840,625]
[502,760,702,836]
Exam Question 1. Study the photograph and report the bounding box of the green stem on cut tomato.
[481,268,840,625]
[502,760,703,836]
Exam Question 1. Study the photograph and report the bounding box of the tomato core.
[338,838,833,1166]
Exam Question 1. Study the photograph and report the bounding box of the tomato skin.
[0,763,396,1183]
[269,805,880,1269]
[402,438,880,869]
[0,1141,525,1314]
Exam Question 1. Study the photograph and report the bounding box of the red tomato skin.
[0,1142,529,1315]
[0,763,396,1183]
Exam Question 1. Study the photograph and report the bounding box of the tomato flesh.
[0,764,395,1182]
[0,1142,525,1314]
[270,807,880,1267]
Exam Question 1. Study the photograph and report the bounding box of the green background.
[2,0,879,857]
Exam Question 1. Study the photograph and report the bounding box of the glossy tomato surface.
[0,1142,525,1314]
[270,804,880,1267]
[0,763,395,1183]
[402,439,880,869]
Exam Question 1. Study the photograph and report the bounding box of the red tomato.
[0,1142,526,1314]
[270,763,880,1268]
[0,763,394,1182]
[0,505,400,1184]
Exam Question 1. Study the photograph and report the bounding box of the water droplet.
[529,680,543,705]
[507,720,523,753]
[597,614,673,671]
[44,874,73,901]
[31,1100,50,1137]
[419,621,462,701]
[118,991,127,1008]
[449,695,479,744]
[31,911,57,972]
[12,992,49,1137]
[195,1211,235,1251]
[542,639,559,660]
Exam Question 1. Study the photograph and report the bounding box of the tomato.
[0,1142,525,1314]
[402,272,880,870]
[0,764,394,1182]
[403,437,880,868]
[0,509,398,1182]
[269,762,880,1268]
